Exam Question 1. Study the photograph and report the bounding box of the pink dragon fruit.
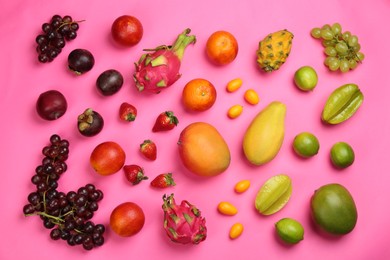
[162,194,207,245]
[133,28,196,94]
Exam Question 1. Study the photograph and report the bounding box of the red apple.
[110,202,145,237]
[90,141,126,175]
[111,15,143,47]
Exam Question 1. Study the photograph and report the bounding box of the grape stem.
[24,211,65,224]
[333,36,362,63]
[57,19,86,31]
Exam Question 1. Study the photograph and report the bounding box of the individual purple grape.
[50,228,62,240]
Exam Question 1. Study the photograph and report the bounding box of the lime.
[294,66,318,91]
[275,218,304,244]
[330,142,355,168]
[293,132,320,158]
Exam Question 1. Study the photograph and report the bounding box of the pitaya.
[133,28,196,94]
[162,194,207,245]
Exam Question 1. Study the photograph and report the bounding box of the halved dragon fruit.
[133,28,196,94]
[162,194,207,245]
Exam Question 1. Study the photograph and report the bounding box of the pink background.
[1,0,389,259]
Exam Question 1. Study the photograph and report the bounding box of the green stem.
[171,28,196,60]
[25,211,65,224]
[57,19,86,31]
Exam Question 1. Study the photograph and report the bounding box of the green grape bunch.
[311,23,365,73]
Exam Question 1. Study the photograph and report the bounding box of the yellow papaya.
[243,101,286,165]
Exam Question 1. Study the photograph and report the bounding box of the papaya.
[243,101,286,166]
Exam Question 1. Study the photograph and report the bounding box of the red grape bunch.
[36,15,83,63]
[23,134,106,250]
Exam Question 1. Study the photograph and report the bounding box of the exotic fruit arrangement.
[133,28,196,93]
[25,10,366,254]
[162,194,207,245]
[256,29,294,72]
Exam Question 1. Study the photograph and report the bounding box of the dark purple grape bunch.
[36,15,83,63]
[23,134,106,250]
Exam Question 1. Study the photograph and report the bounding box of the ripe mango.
[178,122,231,177]
[243,101,286,165]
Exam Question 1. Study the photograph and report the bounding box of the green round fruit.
[275,218,304,244]
[330,142,355,168]
[311,183,357,235]
[293,132,320,158]
[294,66,318,91]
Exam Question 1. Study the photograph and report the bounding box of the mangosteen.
[77,108,104,137]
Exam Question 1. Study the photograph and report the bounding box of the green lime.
[293,132,320,158]
[294,66,318,91]
[275,218,304,244]
[330,142,355,168]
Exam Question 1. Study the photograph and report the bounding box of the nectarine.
[110,202,145,237]
[90,141,126,175]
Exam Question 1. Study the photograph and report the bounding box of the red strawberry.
[151,173,176,188]
[119,102,137,122]
[140,140,157,160]
[152,111,179,132]
[123,165,148,185]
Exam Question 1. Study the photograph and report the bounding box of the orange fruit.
[110,202,145,237]
[90,141,126,175]
[178,122,231,177]
[182,78,217,111]
[206,31,238,65]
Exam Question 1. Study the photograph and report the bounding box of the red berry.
[140,140,157,161]
[119,102,137,122]
[123,165,148,185]
[151,173,175,188]
[152,111,179,132]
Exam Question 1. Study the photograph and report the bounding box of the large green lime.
[294,66,318,91]
[330,142,355,168]
[275,218,304,244]
[293,132,320,158]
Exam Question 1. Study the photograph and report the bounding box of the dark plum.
[36,90,68,120]
[96,69,124,96]
[77,108,104,137]
[68,49,95,74]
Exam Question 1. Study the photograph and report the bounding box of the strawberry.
[123,165,148,185]
[140,140,157,160]
[119,102,137,122]
[152,111,179,132]
[151,173,176,188]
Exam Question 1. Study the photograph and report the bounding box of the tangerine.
[206,31,238,65]
[182,78,217,111]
